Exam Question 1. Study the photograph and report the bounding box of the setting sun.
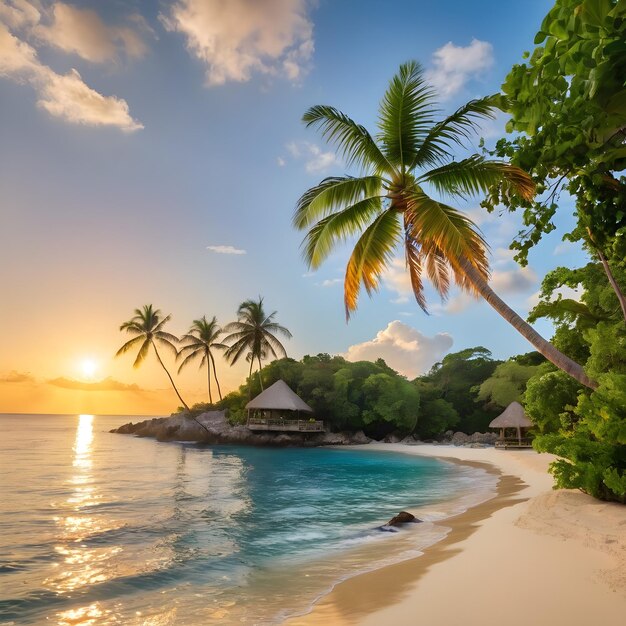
[80,359,97,380]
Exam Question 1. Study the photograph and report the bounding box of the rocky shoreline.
[111,411,499,448]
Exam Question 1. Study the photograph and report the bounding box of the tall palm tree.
[294,61,595,389]
[222,297,292,396]
[178,316,226,404]
[116,304,190,411]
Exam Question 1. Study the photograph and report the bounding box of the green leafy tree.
[483,0,626,318]
[526,260,626,501]
[223,297,292,397]
[413,380,459,439]
[294,60,594,388]
[116,304,189,411]
[423,347,500,433]
[362,373,420,434]
[477,360,542,409]
[178,316,226,404]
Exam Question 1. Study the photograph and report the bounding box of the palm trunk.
[153,344,191,410]
[597,249,626,323]
[209,351,223,401]
[587,228,626,323]
[459,258,597,389]
[247,358,254,402]
[206,349,213,404]
[257,355,264,391]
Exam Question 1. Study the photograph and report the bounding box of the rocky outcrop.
[111,411,372,447]
[441,431,498,446]
[386,511,422,526]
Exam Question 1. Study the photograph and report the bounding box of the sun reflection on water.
[44,414,124,603]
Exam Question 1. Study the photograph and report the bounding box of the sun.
[80,358,98,380]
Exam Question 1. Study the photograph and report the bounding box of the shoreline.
[285,443,626,626]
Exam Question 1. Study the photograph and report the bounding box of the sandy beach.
[287,443,626,626]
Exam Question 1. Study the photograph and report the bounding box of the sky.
[0,0,588,415]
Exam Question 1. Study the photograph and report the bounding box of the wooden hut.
[246,379,324,432]
[489,401,534,449]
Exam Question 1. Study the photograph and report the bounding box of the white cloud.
[277,156,286,167]
[317,277,342,287]
[344,321,453,379]
[527,285,583,309]
[206,245,246,255]
[0,0,40,30]
[491,266,537,294]
[285,140,339,173]
[427,38,494,99]
[33,2,149,63]
[383,257,413,303]
[553,240,576,255]
[0,22,143,131]
[162,0,314,86]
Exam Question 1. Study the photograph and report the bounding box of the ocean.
[0,414,497,625]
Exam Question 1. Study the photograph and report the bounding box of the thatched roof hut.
[489,401,533,447]
[246,379,313,413]
[489,401,533,429]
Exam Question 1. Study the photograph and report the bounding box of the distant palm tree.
[116,304,190,411]
[178,316,226,404]
[223,297,292,396]
[294,60,595,389]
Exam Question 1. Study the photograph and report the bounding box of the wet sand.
[286,444,626,626]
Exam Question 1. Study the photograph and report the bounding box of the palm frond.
[133,339,151,368]
[410,96,499,169]
[404,237,428,313]
[419,155,535,201]
[302,196,383,268]
[115,335,144,357]
[406,192,490,281]
[177,349,202,373]
[293,175,383,230]
[302,105,392,173]
[378,60,438,170]
[344,209,402,317]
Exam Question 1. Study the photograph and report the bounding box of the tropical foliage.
[524,261,626,502]
[222,297,292,395]
[294,60,594,388]
[116,304,189,411]
[178,316,226,404]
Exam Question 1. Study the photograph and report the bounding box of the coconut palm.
[222,297,292,396]
[294,60,595,389]
[116,304,190,411]
[178,316,226,404]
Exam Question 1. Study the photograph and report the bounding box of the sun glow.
[80,359,97,380]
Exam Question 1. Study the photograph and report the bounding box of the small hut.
[245,379,324,432]
[489,401,534,449]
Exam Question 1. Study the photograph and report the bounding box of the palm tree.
[222,297,292,396]
[178,316,226,404]
[294,61,595,389]
[116,304,190,411]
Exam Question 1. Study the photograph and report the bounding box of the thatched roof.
[246,379,313,412]
[489,401,533,428]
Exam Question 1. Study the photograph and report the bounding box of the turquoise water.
[0,414,496,625]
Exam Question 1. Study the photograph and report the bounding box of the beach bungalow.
[489,401,534,449]
[246,379,324,433]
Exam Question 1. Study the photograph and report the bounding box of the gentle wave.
[0,415,498,625]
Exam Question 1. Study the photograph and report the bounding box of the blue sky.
[0,0,588,413]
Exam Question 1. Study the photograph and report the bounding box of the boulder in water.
[386,511,422,526]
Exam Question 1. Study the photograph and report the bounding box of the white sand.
[287,443,626,626]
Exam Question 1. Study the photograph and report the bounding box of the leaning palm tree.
[294,60,595,389]
[222,297,292,397]
[178,316,226,404]
[116,304,190,411]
